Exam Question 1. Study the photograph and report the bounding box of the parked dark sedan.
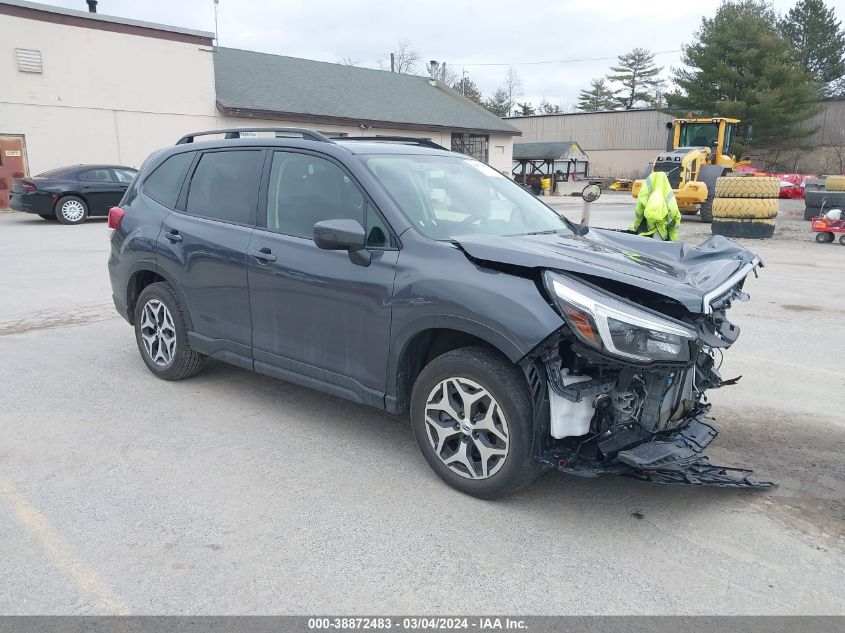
[11,164,137,224]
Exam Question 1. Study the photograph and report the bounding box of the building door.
[0,136,27,210]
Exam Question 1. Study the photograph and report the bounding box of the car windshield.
[364,154,573,240]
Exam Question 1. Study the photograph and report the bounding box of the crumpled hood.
[455,229,760,313]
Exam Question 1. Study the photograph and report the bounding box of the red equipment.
[811,214,845,245]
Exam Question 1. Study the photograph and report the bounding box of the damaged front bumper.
[524,267,776,489]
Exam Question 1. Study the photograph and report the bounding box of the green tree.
[780,0,845,97]
[538,99,562,114]
[484,88,511,117]
[515,102,535,115]
[670,0,821,151]
[577,78,618,111]
[607,48,664,109]
[451,77,486,107]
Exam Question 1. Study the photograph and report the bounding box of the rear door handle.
[165,230,183,243]
[249,248,277,263]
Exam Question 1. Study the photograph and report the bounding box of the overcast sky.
[53,0,814,107]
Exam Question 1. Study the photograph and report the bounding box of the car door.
[157,148,265,363]
[77,167,123,215]
[247,149,398,406]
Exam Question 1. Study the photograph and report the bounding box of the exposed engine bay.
[523,265,776,488]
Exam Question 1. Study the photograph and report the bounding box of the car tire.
[711,218,775,239]
[805,189,845,209]
[134,282,207,380]
[839,234,845,245]
[410,346,543,499]
[55,196,88,225]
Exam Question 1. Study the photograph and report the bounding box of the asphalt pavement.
[0,201,843,615]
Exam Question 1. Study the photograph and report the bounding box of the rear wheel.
[410,347,543,499]
[55,196,88,225]
[815,232,834,243]
[839,235,845,245]
[134,282,207,380]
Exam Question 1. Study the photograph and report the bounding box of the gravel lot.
[0,198,843,615]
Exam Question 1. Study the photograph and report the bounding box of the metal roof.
[512,142,588,161]
[213,48,520,135]
[0,0,214,39]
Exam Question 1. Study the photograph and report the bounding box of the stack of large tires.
[805,176,845,220]
[710,176,780,238]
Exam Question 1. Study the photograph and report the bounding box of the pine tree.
[515,102,535,116]
[484,88,511,117]
[451,77,486,107]
[780,0,845,97]
[607,48,664,109]
[576,78,618,112]
[670,0,821,150]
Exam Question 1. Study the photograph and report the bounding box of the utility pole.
[390,52,395,73]
[461,68,467,95]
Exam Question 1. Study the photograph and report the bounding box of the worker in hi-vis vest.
[630,171,681,241]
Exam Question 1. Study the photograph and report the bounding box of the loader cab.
[671,117,738,167]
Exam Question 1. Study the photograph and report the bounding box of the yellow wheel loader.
[632,117,747,223]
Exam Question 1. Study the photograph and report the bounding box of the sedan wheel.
[55,196,88,224]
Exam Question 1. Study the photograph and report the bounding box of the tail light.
[108,206,125,229]
[22,182,37,193]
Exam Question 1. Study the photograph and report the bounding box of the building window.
[451,133,489,162]
[16,49,43,74]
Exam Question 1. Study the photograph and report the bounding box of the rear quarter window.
[142,152,194,208]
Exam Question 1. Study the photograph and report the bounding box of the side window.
[186,150,263,225]
[113,168,137,183]
[142,152,194,208]
[265,152,365,239]
[79,168,114,182]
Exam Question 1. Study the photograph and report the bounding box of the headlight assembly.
[543,271,695,362]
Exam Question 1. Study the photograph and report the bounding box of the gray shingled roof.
[513,142,588,160]
[2,0,214,39]
[214,48,519,135]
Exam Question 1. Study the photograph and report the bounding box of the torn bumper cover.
[521,249,776,489]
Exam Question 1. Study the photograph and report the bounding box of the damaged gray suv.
[108,128,773,498]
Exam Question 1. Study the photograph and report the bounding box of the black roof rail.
[176,127,334,145]
[331,136,449,151]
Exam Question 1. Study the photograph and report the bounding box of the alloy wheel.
[424,377,510,479]
[139,299,177,366]
[60,200,85,223]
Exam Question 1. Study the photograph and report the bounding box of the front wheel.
[133,282,207,380]
[410,347,543,499]
[55,196,88,225]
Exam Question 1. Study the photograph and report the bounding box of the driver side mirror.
[313,219,371,266]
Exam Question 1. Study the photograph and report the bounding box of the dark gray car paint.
[109,136,755,415]
[454,230,757,313]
